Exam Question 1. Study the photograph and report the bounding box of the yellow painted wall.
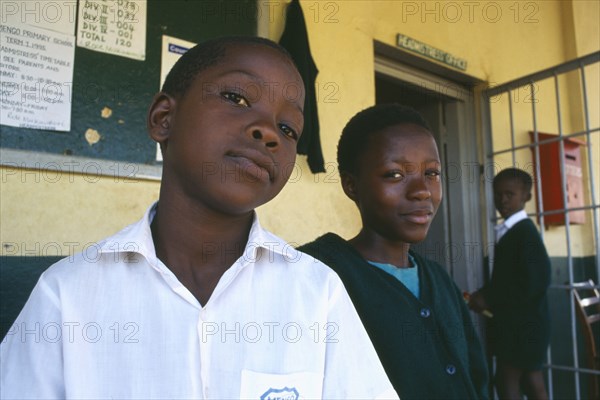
[0,167,160,255]
[1,0,598,258]
[572,0,600,57]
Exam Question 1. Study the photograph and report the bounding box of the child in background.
[469,168,551,400]
[1,37,397,399]
[299,104,489,400]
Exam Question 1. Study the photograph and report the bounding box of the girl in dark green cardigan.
[299,104,488,400]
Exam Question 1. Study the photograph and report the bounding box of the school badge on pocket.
[240,370,322,399]
[260,386,299,400]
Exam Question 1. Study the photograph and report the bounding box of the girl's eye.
[222,92,249,107]
[384,171,404,179]
[278,123,299,141]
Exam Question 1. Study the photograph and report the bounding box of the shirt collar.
[99,202,295,264]
[99,202,158,258]
[502,209,528,229]
[243,211,299,263]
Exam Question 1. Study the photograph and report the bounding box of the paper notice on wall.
[160,35,196,87]
[0,22,75,131]
[155,35,197,161]
[77,0,147,61]
[0,1,77,35]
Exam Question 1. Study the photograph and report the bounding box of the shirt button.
[446,364,457,375]
[420,308,431,318]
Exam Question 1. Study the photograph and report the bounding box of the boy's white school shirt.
[0,203,398,400]
[495,209,528,242]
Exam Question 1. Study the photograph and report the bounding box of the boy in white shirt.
[1,36,397,400]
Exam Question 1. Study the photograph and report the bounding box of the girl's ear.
[341,171,359,202]
[147,92,176,148]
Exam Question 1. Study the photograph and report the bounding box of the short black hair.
[337,103,432,175]
[161,36,294,98]
[493,168,533,193]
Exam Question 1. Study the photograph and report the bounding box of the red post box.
[529,131,586,226]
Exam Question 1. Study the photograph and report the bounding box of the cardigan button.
[420,308,431,318]
[445,364,457,375]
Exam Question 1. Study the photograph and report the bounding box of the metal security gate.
[481,52,600,399]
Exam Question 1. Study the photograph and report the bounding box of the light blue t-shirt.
[369,254,420,299]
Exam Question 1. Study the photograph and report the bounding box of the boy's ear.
[147,92,176,146]
[341,171,358,202]
[525,191,532,202]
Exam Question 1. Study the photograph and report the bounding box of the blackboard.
[0,0,258,166]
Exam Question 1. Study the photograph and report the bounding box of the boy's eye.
[222,92,250,107]
[279,123,299,141]
[426,169,441,181]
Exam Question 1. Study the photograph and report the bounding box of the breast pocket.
[239,369,323,400]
